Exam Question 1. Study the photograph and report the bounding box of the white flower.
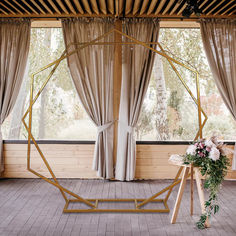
[186,145,197,155]
[209,147,220,161]
[205,139,216,148]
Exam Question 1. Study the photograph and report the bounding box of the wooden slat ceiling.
[0,0,235,19]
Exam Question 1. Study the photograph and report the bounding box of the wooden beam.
[22,0,39,15]
[47,0,61,14]
[72,0,84,14]
[118,0,125,15]
[89,0,100,14]
[139,0,149,15]
[0,2,15,15]
[155,0,167,15]
[12,0,30,14]
[147,0,158,15]
[162,0,175,15]
[107,0,114,14]
[170,0,181,15]
[201,0,217,14]
[125,0,133,14]
[81,0,92,14]
[31,0,46,14]
[99,0,107,14]
[177,2,187,15]
[206,1,224,15]
[228,8,235,16]
[132,0,142,15]
[199,0,209,9]
[4,0,23,15]
[113,20,122,167]
[0,7,8,15]
[56,0,69,14]
[38,0,54,14]
[213,0,235,15]
[221,4,236,15]
[64,0,77,14]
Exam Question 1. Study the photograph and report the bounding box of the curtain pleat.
[200,19,236,169]
[115,18,160,181]
[61,18,115,179]
[0,18,31,174]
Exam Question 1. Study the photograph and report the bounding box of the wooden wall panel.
[2,144,236,179]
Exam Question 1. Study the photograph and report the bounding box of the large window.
[136,28,236,141]
[2,27,236,141]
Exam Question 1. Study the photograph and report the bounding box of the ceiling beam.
[38,0,53,14]
[31,0,46,14]
[22,0,39,15]
[47,0,61,14]
[155,0,167,15]
[64,0,77,14]
[206,1,224,15]
[213,0,235,15]
[221,3,236,15]
[0,2,15,15]
[4,0,23,15]
[72,0,84,14]
[201,0,217,14]
[99,0,107,14]
[12,0,30,14]
[81,0,92,14]
[56,0,69,14]
[162,0,175,15]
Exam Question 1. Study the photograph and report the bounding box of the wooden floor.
[0,179,236,236]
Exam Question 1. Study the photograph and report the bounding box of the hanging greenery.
[183,136,230,229]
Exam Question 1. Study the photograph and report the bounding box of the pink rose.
[206,147,211,152]
[199,152,205,158]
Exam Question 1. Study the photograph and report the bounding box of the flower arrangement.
[183,136,230,229]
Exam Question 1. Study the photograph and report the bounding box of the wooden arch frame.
[22,28,208,213]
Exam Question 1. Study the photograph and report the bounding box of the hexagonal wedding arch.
[22,28,208,213]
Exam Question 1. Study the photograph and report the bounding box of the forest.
[2,27,236,141]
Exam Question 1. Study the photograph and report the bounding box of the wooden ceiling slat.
[4,0,23,15]
[56,0,69,14]
[140,0,150,15]
[107,0,114,14]
[0,2,16,15]
[206,1,224,15]
[72,0,84,14]
[118,0,125,15]
[22,0,39,15]
[199,0,209,9]
[12,0,30,14]
[81,0,92,14]
[213,0,235,15]
[47,0,61,14]
[132,0,142,15]
[64,0,77,14]
[31,0,46,14]
[147,0,158,15]
[220,3,236,15]
[155,0,167,15]
[99,0,107,14]
[38,0,53,14]
[170,0,180,15]
[125,0,133,14]
[0,7,8,15]
[177,2,187,15]
[89,0,100,14]
[162,0,175,15]
[201,0,217,14]
[228,8,235,16]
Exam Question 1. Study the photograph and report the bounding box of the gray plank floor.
[0,179,236,236]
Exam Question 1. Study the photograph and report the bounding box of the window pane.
[136,28,236,141]
[2,28,96,140]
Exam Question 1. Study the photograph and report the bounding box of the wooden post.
[113,19,122,166]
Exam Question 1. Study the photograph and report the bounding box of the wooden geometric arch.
[22,28,208,213]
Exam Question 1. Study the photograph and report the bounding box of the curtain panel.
[115,18,160,181]
[200,19,236,169]
[62,18,115,179]
[0,18,31,174]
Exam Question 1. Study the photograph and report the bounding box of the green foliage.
[183,141,230,229]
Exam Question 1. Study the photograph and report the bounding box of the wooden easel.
[171,164,210,227]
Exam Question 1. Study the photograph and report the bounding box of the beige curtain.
[115,18,160,181]
[62,18,115,179]
[0,19,31,174]
[200,19,236,169]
